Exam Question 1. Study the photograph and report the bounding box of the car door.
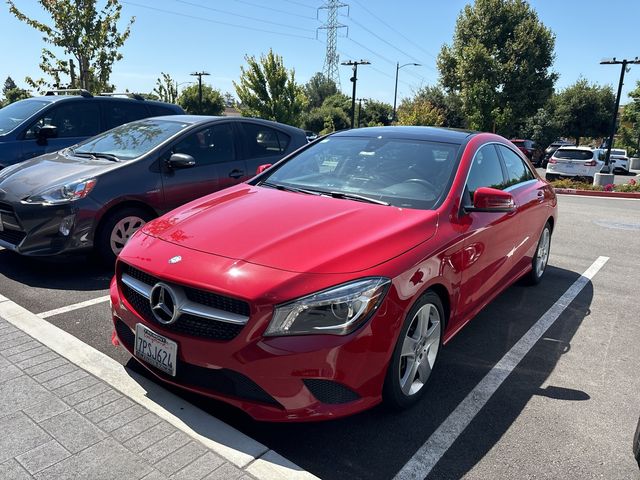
[457,143,521,323]
[238,121,292,177]
[20,101,101,160]
[497,144,550,272]
[160,122,245,211]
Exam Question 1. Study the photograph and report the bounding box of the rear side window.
[466,144,506,202]
[103,102,149,130]
[148,105,178,116]
[241,123,291,157]
[555,149,593,160]
[25,101,101,139]
[498,145,534,186]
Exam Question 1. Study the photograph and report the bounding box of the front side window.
[73,119,189,160]
[466,144,506,202]
[242,123,290,157]
[498,145,534,187]
[0,99,48,135]
[172,123,235,166]
[261,135,460,210]
[26,102,101,139]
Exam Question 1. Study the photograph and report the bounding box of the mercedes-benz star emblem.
[150,283,180,325]
[168,256,182,264]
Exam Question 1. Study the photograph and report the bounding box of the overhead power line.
[281,0,317,9]
[121,1,316,40]
[229,0,318,20]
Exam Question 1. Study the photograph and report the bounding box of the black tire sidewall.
[383,291,445,410]
[95,207,152,265]
[528,222,552,285]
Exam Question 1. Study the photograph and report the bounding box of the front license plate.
[134,323,177,376]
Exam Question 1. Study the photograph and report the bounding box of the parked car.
[634,415,640,468]
[110,126,557,421]
[0,115,307,263]
[0,90,183,169]
[609,148,629,174]
[510,139,542,166]
[545,146,605,183]
[304,130,318,142]
[541,140,575,168]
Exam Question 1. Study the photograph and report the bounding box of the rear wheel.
[525,222,552,285]
[383,291,444,409]
[95,207,153,266]
[545,173,557,182]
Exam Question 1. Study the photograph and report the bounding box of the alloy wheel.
[110,216,146,255]
[535,227,551,277]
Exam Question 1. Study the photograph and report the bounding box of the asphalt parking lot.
[1,194,639,480]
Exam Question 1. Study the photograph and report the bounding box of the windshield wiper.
[326,191,390,206]
[260,181,320,196]
[71,150,120,162]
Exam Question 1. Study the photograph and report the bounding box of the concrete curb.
[553,188,640,199]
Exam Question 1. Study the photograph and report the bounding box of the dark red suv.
[511,139,542,166]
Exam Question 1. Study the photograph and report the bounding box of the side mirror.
[256,163,272,175]
[465,187,515,213]
[36,124,58,145]
[166,153,195,169]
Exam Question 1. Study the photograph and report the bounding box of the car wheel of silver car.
[96,207,153,266]
[383,291,444,409]
[526,221,552,285]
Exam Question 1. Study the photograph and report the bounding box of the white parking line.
[394,256,609,480]
[38,295,111,318]
[0,293,318,480]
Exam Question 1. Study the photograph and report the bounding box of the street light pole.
[392,62,421,122]
[341,60,370,129]
[599,57,640,172]
[190,71,210,114]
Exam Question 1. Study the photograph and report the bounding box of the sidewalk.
[0,316,256,480]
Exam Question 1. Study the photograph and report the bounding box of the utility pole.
[341,60,370,129]
[317,1,349,89]
[393,62,421,122]
[599,57,640,172]
[356,98,367,127]
[190,71,210,114]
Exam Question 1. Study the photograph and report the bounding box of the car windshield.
[260,135,460,210]
[72,119,189,160]
[555,149,594,160]
[0,99,48,135]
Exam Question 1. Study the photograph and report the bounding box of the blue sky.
[2,0,640,106]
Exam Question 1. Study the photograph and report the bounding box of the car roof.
[331,126,475,143]
[26,95,182,110]
[556,146,597,151]
[158,115,306,134]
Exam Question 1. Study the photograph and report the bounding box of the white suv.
[609,148,629,173]
[545,146,605,183]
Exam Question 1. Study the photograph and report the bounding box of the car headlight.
[264,277,391,337]
[23,179,97,205]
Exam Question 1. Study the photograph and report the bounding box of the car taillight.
[584,160,596,166]
[549,158,557,164]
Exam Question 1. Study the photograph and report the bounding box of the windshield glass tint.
[263,136,460,210]
[555,149,594,160]
[74,119,189,160]
[0,99,48,135]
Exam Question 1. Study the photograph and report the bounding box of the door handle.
[228,169,244,179]
[537,191,544,202]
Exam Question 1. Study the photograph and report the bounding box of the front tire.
[525,222,552,285]
[383,291,444,410]
[95,207,153,266]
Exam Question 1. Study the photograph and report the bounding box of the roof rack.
[43,89,93,98]
[98,92,145,101]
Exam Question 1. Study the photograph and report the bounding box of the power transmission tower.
[317,1,349,89]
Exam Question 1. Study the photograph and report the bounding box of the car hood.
[141,184,438,274]
[0,151,121,201]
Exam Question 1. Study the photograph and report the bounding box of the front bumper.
[109,245,406,422]
[0,198,98,256]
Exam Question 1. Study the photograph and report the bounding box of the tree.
[301,105,350,133]
[153,73,178,104]
[520,103,561,150]
[2,76,31,106]
[438,0,556,135]
[304,73,338,110]
[554,79,614,146]
[411,86,466,128]
[8,0,134,93]
[360,99,393,127]
[397,98,445,126]
[234,49,307,126]
[177,84,224,115]
[620,80,640,155]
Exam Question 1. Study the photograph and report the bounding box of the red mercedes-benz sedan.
[110,126,557,422]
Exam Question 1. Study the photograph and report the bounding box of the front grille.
[303,379,360,404]
[122,264,250,317]
[0,229,26,246]
[115,319,280,407]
